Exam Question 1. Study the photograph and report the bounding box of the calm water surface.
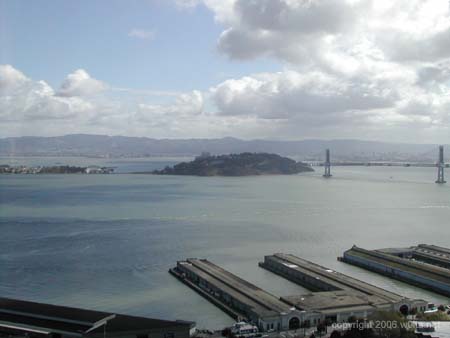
[1,160,450,329]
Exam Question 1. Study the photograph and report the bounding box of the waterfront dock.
[259,254,426,318]
[260,253,404,302]
[340,245,450,297]
[170,258,303,331]
[412,244,450,269]
[377,244,450,269]
[170,255,427,331]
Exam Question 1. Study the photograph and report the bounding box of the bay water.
[1,158,449,329]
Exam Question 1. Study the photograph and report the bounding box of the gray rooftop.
[179,259,293,318]
[345,246,450,284]
[270,253,404,303]
[281,291,380,312]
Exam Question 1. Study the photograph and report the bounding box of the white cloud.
[0,65,210,138]
[208,0,356,63]
[57,69,107,97]
[0,65,284,140]
[208,64,450,140]
[128,29,156,40]
[0,66,99,125]
[211,70,397,119]
[0,65,29,93]
[1,56,450,142]
[5,0,450,148]
[136,90,204,120]
[165,0,450,141]
[194,0,450,66]
[0,65,94,123]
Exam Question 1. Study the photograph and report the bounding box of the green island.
[152,152,314,176]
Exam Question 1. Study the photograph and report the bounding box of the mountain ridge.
[0,134,447,162]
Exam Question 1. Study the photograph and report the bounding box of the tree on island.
[152,152,314,176]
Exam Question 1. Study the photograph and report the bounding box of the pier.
[170,256,427,331]
[340,245,450,297]
[378,244,450,270]
[170,259,304,331]
[259,254,426,320]
[413,244,450,269]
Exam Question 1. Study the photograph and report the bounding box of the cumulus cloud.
[0,65,282,139]
[211,70,397,119]
[217,0,357,62]
[208,65,450,138]
[201,0,450,65]
[57,69,107,97]
[0,65,29,93]
[0,65,94,123]
[136,90,204,121]
[0,65,210,138]
[168,0,450,141]
[3,0,450,142]
[128,29,156,40]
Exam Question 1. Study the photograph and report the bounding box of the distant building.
[85,166,114,174]
[0,297,193,338]
[195,152,211,160]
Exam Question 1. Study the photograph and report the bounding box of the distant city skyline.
[1,0,450,143]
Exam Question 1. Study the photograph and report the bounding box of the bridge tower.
[323,149,332,178]
[436,145,446,184]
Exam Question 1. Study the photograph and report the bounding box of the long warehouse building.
[170,258,303,331]
[377,244,450,270]
[0,297,193,338]
[171,256,427,332]
[260,254,426,323]
[341,245,450,297]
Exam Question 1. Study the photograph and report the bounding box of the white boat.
[231,322,259,337]
[424,308,438,314]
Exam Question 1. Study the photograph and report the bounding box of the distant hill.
[0,134,447,162]
[152,153,314,176]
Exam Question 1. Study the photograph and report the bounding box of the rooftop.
[270,253,404,303]
[345,246,450,284]
[281,291,378,311]
[179,259,293,318]
[0,297,192,336]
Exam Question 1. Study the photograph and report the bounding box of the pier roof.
[345,246,450,284]
[271,253,404,303]
[281,291,382,312]
[0,297,192,336]
[183,259,293,318]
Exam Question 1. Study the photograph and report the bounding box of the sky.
[1,0,450,143]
